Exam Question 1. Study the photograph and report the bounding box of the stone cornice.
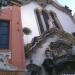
[51,1,72,15]
[51,2,75,24]
[25,28,75,57]
[20,0,72,15]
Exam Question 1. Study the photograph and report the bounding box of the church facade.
[21,0,75,44]
[21,0,75,75]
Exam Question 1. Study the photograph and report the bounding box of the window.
[35,9,63,34]
[50,12,60,28]
[50,12,63,30]
[42,10,49,30]
[0,20,9,49]
[35,9,44,34]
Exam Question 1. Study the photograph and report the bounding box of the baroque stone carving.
[22,0,31,4]
[50,40,72,50]
[49,40,72,57]
[25,28,75,57]
[45,48,53,59]
[26,64,41,75]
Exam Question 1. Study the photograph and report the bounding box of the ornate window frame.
[34,9,63,35]
[49,11,63,30]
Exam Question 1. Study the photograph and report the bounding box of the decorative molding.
[21,0,31,5]
[51,11,63,30]
[26,64,41,72]
[44,39,73,59]
[34,9,63,34]
[25,28,75,57]
[45,48,53,59]
[20,0,72,15]
[50,40,72,50]
[51,1,72,15]
[20,0,75,24]
[42,55,75,74]
[49,40,72,57]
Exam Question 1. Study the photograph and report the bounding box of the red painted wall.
[0,5,25,70]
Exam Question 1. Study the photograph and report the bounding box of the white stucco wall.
[21,2,42,44]
[21,2,75,44]
[73,13,75,20]
[26,36,58,66]
[46,5,75,33]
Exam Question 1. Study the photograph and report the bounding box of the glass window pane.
[0,20,9,49]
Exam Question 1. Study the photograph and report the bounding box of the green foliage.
[23,27,31,35]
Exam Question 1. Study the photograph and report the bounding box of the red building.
[0,5,25,75]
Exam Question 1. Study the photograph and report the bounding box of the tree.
[23,27,31,35]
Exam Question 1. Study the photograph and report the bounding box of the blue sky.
[58,0,75,15]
